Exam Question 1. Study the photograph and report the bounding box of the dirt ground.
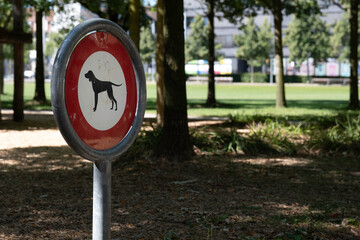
[0,110,360,239]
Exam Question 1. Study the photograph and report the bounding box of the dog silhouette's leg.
[113,98,117,111]
[107,88,118,111]
[93,93,98,112]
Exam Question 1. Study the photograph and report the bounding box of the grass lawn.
[148,83,354,118]
[1,82,357,118]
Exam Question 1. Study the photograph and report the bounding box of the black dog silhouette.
[84,70,122,112]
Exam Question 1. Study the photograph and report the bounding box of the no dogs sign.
[51,19,146,162]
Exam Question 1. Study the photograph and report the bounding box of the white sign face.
[78,51,127,131]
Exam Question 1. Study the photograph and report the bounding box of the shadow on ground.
[0,144,359,239]
[145,98,349,112]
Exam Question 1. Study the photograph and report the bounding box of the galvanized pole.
[93,160,112,240]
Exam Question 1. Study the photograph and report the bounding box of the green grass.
[147,83,355,118]
[1,82,52,110]
[1,82,357,117]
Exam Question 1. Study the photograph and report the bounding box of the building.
[184,0,346,76]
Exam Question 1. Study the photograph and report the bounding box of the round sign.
[51,19,146,162]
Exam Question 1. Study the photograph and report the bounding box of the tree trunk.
[0,44,4,94]
[0,44,2,121]
[155,0,193,160]
[13,0,24,121]
[34,10,46,102]
[250,60,254,84]
[349,0,359,109]
[205,0,216,107]
[307,54,310,83]
[273,0,287,108]
[156,0,165,126]
[129,0,140,50]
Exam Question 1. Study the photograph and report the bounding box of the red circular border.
[65,32,137,150]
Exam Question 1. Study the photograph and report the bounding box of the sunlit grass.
[2,82,357,117]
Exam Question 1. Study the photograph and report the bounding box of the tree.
[185,14,208,62]
[205,0,216,107]
[156,0,165,126]
[331,13,351,61]
[285,14,331,80]
[0,0,12,95]
[77,0,148,35]
[140,26,155,66]
[185,0,227,108]
[155,0,193,160]
[185,14,222,62]
[77,0,129,30]
[27,0,54,102]
[349,0,358,109]
[233,18,272,83]
[140,25,155,81]
[13,0,26,121]
[329,0,359,109]
[129,0,140,50]
[254,0,320,108]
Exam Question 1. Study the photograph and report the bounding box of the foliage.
[285,14,331,66]
[185,15,208,62]
[309,115,360,155]
[330,12,360,61]
[246,119,300,155]
[0,0,12,29]
[190,114,360,157]
[76,0,148,32]
[185,14,222,62]
[234,18,272,68]
[255,0,321,16]
[215,0,255,25]
[238,73,269,83]
[0,0,13,62]
[140,25,155,65]
[26,0,55,13]
[45,31,64,57]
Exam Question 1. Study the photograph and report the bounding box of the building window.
[215,35,235,48]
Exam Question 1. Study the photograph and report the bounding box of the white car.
[24,70,35,79]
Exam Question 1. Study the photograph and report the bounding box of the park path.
[0,109,227,149]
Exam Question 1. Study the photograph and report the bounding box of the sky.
[143,0,156,6]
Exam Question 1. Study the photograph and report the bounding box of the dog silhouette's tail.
[111,83,122,87]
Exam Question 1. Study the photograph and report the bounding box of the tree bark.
[0,44,2,121]
[155,0,193,160]
[205,0,216,107]
[34,9,46,102]
[273,0,287,108]
[349,0,359,109]
[13,0,25,121]
[129,0,140,50]
[0,44,4,94]
[156,0,165,126]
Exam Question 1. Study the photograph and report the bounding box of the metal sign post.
[93,160,112,239]
[51,18,146,239]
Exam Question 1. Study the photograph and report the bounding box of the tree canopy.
[285,14,331,66]
[330,12,360,61]
[234,18,272,68]
[234,18,272,83]
[185,14,208,62]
